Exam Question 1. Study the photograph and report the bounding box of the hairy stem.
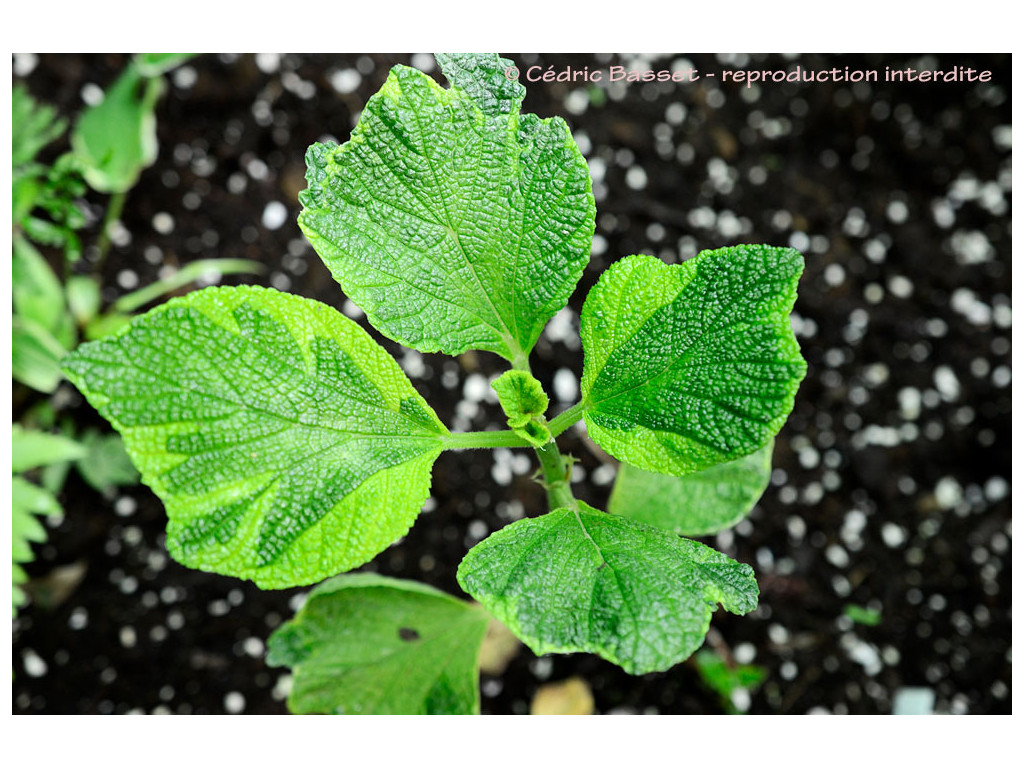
[548,401,585,438]
[443,430,534,450]
[534,439,577,511]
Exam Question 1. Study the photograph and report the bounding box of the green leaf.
[61,285,448,588]
[74,429,140,493]
[13,169,44,227]
[298,54,595,365]
[267,573,490,714]
[435,53,525,115]
[490,369,551,447]
[843,604,883,626]
[608,440,774,536]
[491,370,549,428]
[71,65,163,193]
[580,247,806,476]
[12,85,66,168]
[12,477,59,551]
[83,312,132,340]
[134,53,195,78]
[13,315,67,393]
[11,425,87,473]
[13,235,68,335]
[457,501,759,675]
[12,476,62,616]
[66,276,102,326]
[693,649,767,713]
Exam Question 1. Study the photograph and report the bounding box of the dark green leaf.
[580,247,806,475]
[267,573,490,714]
[458,502,759,674]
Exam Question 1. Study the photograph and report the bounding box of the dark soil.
[12,53,1011,715]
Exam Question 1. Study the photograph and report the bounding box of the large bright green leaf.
[608,440,774,536]
[457,502,759,675]
[298,53,595,365]
[580,246,806,476]
[267,573,490,714]
[71,65,163,193]
[61,286,448,588]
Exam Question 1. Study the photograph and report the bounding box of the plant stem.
[534,439,577,511]
[112,258,265,313]
[548,401,585,438]
[443,430,534,450]
[94,190,127,271]
[511,348,532,375]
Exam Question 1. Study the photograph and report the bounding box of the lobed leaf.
[580,246,806,476]
[608,440,773,536]
[298,53,595,364]
[61,286,448,588]
[457,502,759,675]
[267,573,490,714]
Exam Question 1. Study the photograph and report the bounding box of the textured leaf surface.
[608,440,773,536]
[435,53,525,115]
[298,54,595,363]
[61,286,448,588]
[491,370,549,428]
[267,573,490,714]
[580,247,806,475]
[457,502,759,674]
[491,369,551,446]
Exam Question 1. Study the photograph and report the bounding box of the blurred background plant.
[11,54,262,615]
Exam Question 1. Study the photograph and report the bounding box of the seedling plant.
[13,54,260,615]
[61,53,807,714]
